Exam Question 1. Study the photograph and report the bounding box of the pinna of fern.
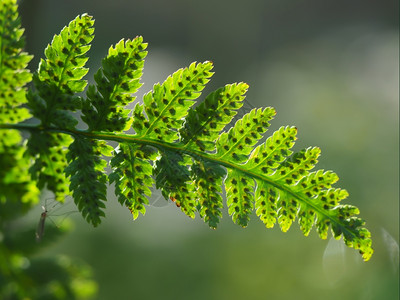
[0,4,373,261]
[0,0,40,214]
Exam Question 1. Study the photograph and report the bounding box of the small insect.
[35,205,48,242]
[35,198,76,242]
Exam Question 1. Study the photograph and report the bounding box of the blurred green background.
[19,0,398,299]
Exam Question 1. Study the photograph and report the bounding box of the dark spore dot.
[62,47,69,54]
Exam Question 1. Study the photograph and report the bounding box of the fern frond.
[224,121,373,260]
[28,13,94,128]
[0,141,40,217]
[107,56,373,259]
[215,107,276,163]
[82,37,147,132]
[68,37,148,223]
[246,126,297,174]
[153,148,198,217]
[117,61,215,217]
[109,144,155,219]
[25,14,94,202]
[26,132,71,201]
[192,160,225,228]
[0,0,33,125]
[225,168,255,227]
[0,6,373,261]
[65,136,113,226]
[0,0,39,210]
[132,61,214,142]
[180,83,248,152]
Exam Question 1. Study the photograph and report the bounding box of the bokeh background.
[19,0,398,299]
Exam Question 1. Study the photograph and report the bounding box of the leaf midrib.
[0,122,357,241]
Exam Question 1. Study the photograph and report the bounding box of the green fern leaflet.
[0,3,373,261]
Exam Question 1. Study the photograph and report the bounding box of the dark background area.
[19,0,398,299]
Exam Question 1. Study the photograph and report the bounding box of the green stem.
[0,122,354,240]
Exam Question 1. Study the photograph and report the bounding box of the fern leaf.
[39,14,93,93]
[217,108,277,226]
[28,13,94,128]
[255,182,278,228]
[0,0,33,125]
[109,144,155,219]
[66,37,147,223]
[132,61,214,142]
[225,168,255,227]
[27,132,72,201]
[0,0,39,210]
[215,107,276,164]
[230,124,373,259]
[272,147,321,232]
[296,170,339,235]
[0,6,373,260]
[0,141,40,215]
[192,160,225,228]
[82,37,147,132]
[169,184,197,219]
[66,136,112,226]
[153,149,198,217]
[180,83,248,151]
[208,106,373,259]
